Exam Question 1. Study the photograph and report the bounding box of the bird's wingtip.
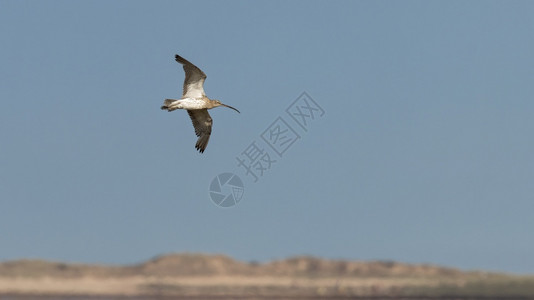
[175,54,187,64]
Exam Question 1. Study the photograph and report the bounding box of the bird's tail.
[161,99,178,111]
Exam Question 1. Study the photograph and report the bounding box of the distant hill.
[1,253,534,298]
[0,253,467,278]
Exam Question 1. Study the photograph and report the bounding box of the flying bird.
[161,54,240,153]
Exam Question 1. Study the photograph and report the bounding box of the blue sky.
[1,0,534,273]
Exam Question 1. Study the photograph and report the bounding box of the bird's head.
[213,100,240,113]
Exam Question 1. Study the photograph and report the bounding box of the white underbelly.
[178,98,207,110]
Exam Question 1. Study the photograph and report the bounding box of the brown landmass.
[1,253,533,298]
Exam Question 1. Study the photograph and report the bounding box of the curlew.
[161,54,240,153]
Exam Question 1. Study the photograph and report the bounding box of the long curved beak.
[221,103,240,113]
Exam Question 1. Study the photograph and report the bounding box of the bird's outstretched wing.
[187,109,212,153]
[175,54,207,98]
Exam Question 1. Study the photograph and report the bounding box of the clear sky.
[1,0,533,273]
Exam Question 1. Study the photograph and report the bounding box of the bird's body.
[163,97,213,110]
[161,54,240,153]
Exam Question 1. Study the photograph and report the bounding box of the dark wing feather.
[187,109,212,153]
[175,54,207,98]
